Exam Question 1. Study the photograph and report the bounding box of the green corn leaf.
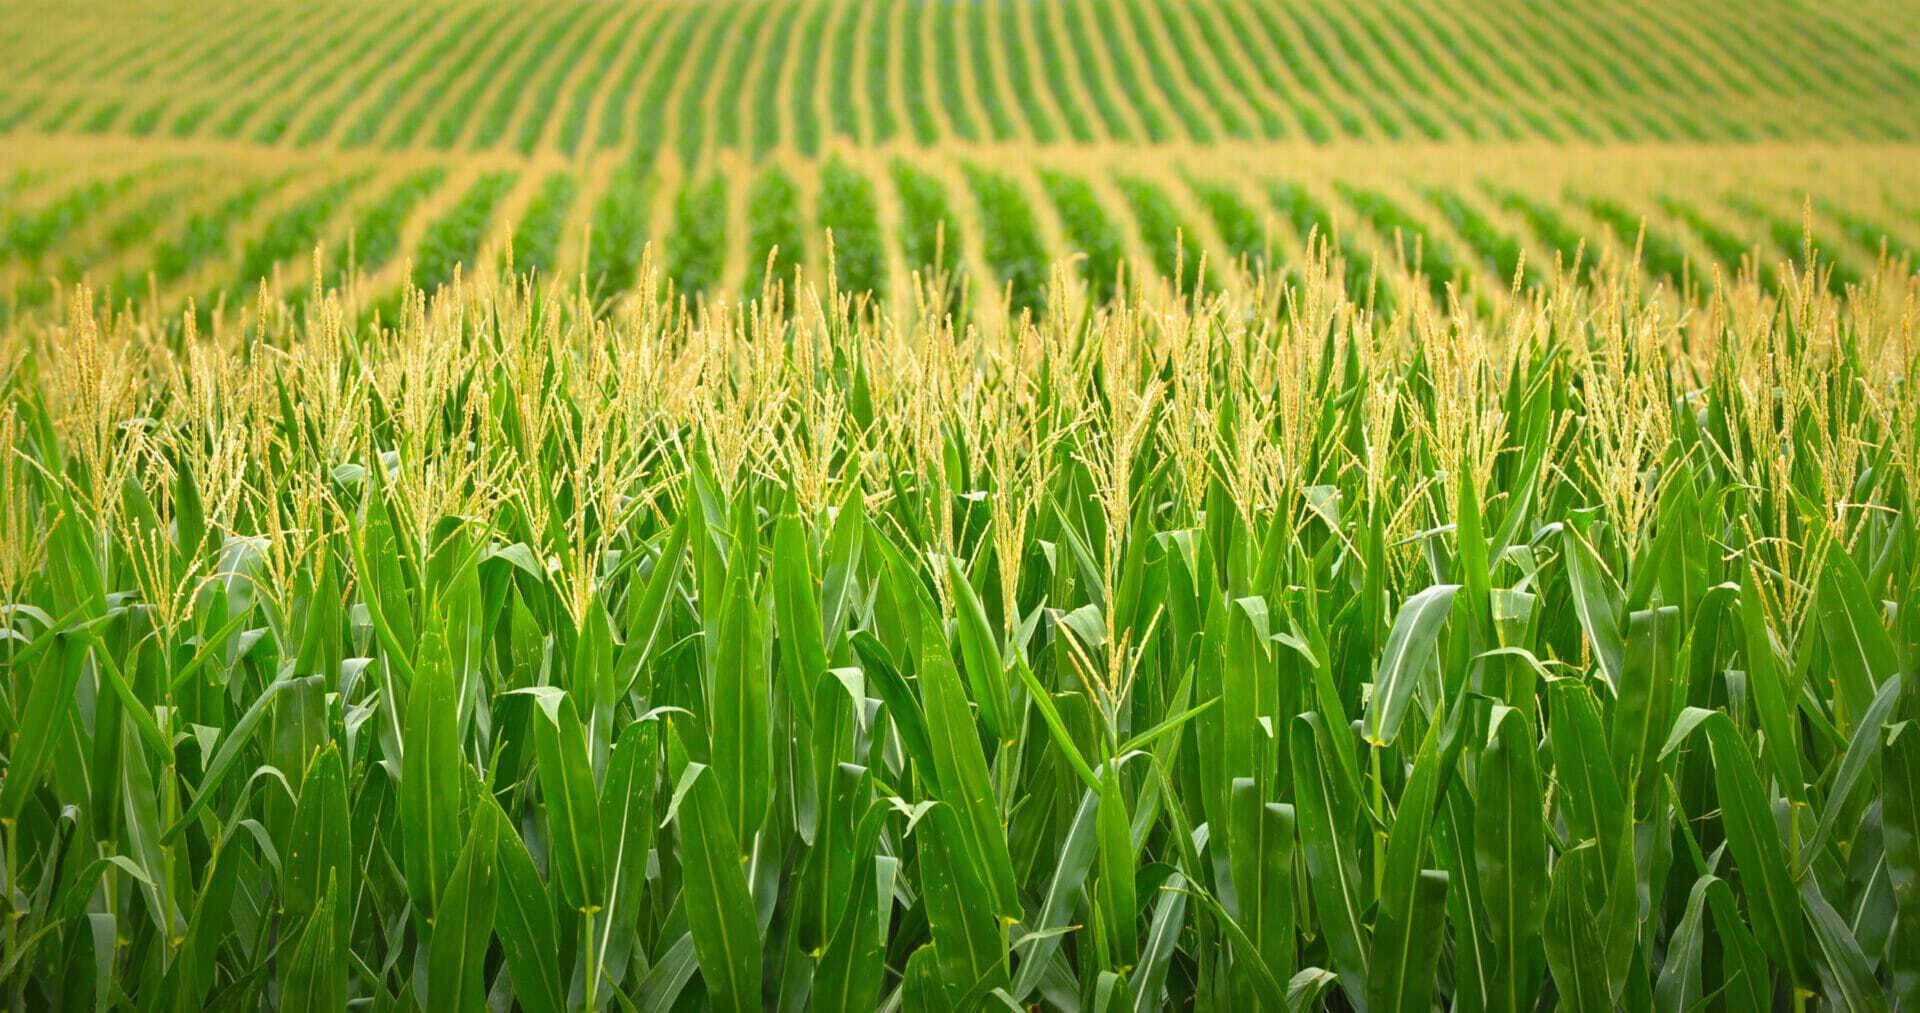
[1365,583,1459,747]
[1700,873,1774,1010]
[426,799,501,1013]
[1543,846,1611,1011]
[1286,968,1339,1011]
[1662,706,1808,987]
[710,557,770,845]
[1129,873,1188,1011]
[1805,673,1902,867]
[519,686,606,914]
[1368,712,1451,1013]
[1799,878,1884,1011]
[1291,711,1369,1006]
[1611,606,1679,811]
[1476,706,1546,1012]
[1548,680,1627,874]
[1010,789,1100,1001]
[1096,757,1138,968]
[673,756,763,1010]
[635,933,701,1010]
[1654,873,1712,1013]
[279,878,346,1013]
[914,800,1008,999]
[283,742,350,928]
[594,717,660,992]
[948,554,1014,742]
[1740,555,1807,804]
[1884,706,1920,1007]
[0,633,86,820]
[1562,525,1625,691]
[401,627,463,923]
[1811,522,1898,725]
[813,845,884,1012]
[1228,780,1295,991]
[917,607,1021,920]
[491,796,565,1013]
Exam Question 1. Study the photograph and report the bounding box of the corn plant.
[3,247,1917,1009]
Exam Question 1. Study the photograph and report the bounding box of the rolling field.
[2,0,1919,322]
[6,2,1920,1011]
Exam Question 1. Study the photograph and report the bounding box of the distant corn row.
[4,0,1918,163]
[3,145,1918,322]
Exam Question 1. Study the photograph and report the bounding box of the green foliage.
[1817,197,1917,267]
[1,174,135,262]
[864,0,899,143]
[750,3,801,158]
[1426,186,1538,289]
[1018,0,1081,142]
[1580,192,1694,291]
[965,163,1047,316]
[893,159,957,277]
[1,241,1919,1009]
[819,158,886,298]
[413,170,517,291]
[511,6,603,155]
[1058,0,1140,140]
[664,174,727,297]
[629,5,707,165]
[1190,177,1269,273]
[919,0,965,143]
[142,175,284,289]
[507,172,578,277]
[1491,184,1592,278]
[1659,194,1777,291]
[292,8,449,146]
[1151,0,1253,139]
[435,9,551,151]
[236,172,370,286]
[1118,175,1208,295]
[788,1,829,155]
[337,167,446,279]
[967,1,1017,141]
[1270,180,1391,311]
[1338,182,1467,301]
[1040,170,1124,302]
[345,4,510,148]
[587,162,650,297]
[712,1,770,155]
[674,3,744,168]
[1728,193,1863,293]
[744,166,804,295]
[828,0,863,143]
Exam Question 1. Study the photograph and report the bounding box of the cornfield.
[0,247,1916,1007]
[6,1,1920,321]
[6,0,1920,1008]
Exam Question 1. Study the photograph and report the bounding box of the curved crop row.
[819,158,887,297]
[1040,170,1125,301]
[414,170,519,291]
[508,172,579,277]
[744,166,804,295]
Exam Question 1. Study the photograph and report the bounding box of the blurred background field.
[3,0,1918,323]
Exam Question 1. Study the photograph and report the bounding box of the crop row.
[6,0,1918,162]
[5,152,1916,316]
